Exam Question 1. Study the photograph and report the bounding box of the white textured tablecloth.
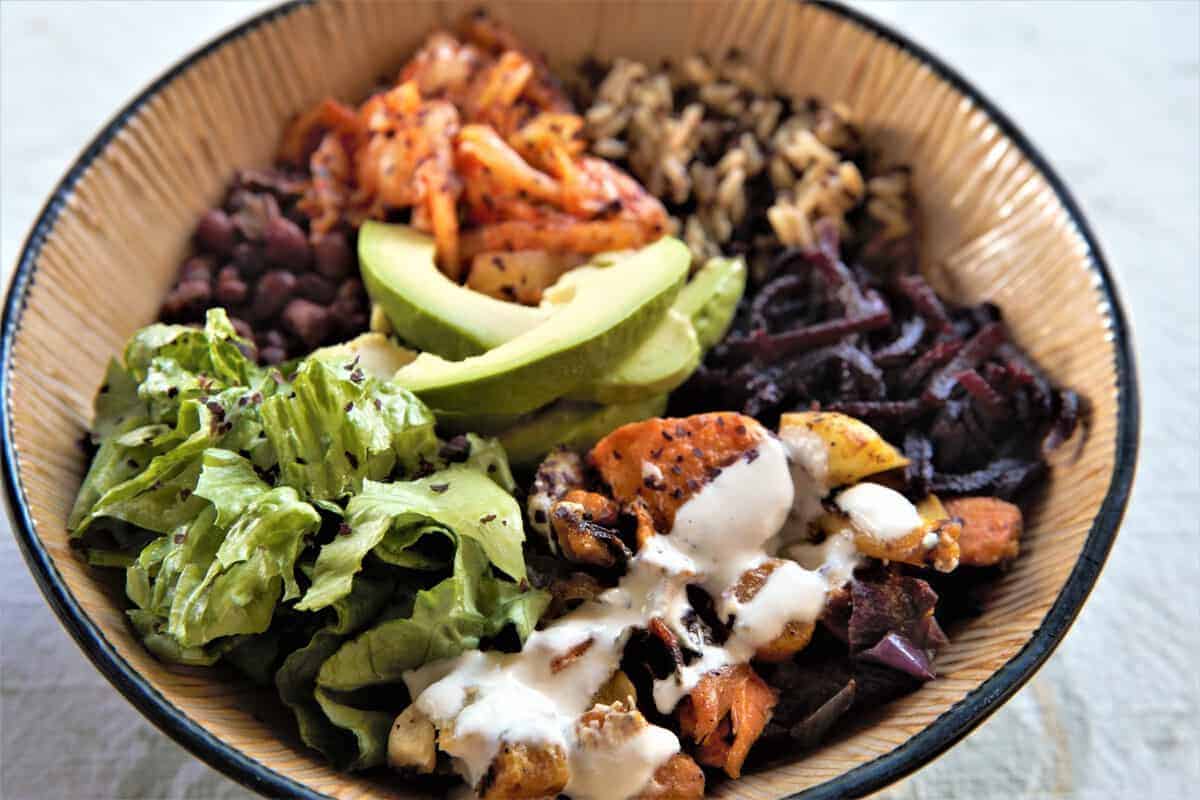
[1,2,1197,798]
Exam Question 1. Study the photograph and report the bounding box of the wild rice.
[573,52,915,278]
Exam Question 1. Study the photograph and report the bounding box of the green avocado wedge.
[359,222,546,360]
[392,237,690,415]
[497,395,669,468]
[673,256,747,351]
[567,309,700,404]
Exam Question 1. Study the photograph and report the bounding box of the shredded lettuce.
[275,572,396,768]
[168,486,320,647]
[317,538,548,691]
[71,310,549,773]
[261,358,438,503]
[297,466,525,613]
[193,449,270,527]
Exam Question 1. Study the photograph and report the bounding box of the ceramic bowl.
[2,1,1138,797]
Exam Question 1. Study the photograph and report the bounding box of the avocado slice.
[496,395,669,468]
[393,237,690,415]
[359,222,546,360]
[567,309,700,404]
[673,256,747,350]
[310,332,417,378]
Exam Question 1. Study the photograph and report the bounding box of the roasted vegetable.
[387,705,436,773]
[475,742,570,800]
[550,490,629,567]
[635,754,705,800]
[945,496,1023,566]
[677,664,777,779]
[590,412,764,530]
[779,411,908,487]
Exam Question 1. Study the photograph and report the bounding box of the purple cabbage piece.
[847,571,941,653]
[789,679,857,748]
[858,632,935,681]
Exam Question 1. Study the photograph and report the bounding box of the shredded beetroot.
[670,220,1081,497]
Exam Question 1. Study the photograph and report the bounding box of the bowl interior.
[3,1,1128,798]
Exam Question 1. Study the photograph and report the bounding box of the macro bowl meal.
[2,2,1137,799]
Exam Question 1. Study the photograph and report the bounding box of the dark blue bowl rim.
[0,1,1139,798]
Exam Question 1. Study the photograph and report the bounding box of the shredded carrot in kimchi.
[280,15,666,283]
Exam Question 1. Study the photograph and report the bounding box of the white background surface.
[1,1,1197,798]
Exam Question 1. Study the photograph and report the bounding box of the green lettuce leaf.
[128,609,231,666]
[93,357,146,440]
[463,433,517,494]
[313,689,393,770]
[296,466,525,613]
[69,416,156,531]
[261,358,437,503]
[167,486,319,647]
[124,308,259,392]
[316,538,549,691]
[73,386,272,537]
[72,309,275,536]
[373,523,452,571]
[194,449,270,527]
[275,572,396,769]
[223,629,283,686]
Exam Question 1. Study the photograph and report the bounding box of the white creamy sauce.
[402,427,888,799]
[835,482,922,542]
[787,530,861,591]
[777,426,831,546]
[567,710,681,800]
[641,460,664,485]
[729,560,827,649]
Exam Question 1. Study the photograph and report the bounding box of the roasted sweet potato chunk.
[476,742,569,800]
[677,664,777,778]
[590,412,765,530]
[730,559,817,662]
[945,496,1023,566]
[635,753,705,800]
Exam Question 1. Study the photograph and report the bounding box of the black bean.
[178,255,215,283]
[194,209,235,256]
[161,279,211,318]
[336,277,365,304]
[229,317,255,341]
[263,216,311,270]
[257,329,287,351]
[232,242,265,279]
[296,273,337,304]
[281,299,331,349]
[313,232,353,280]
[329,298,358,327]
[260,346,287,365]
[229,191,280,241]
[215,266,249,306]
[251,270,297,320]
